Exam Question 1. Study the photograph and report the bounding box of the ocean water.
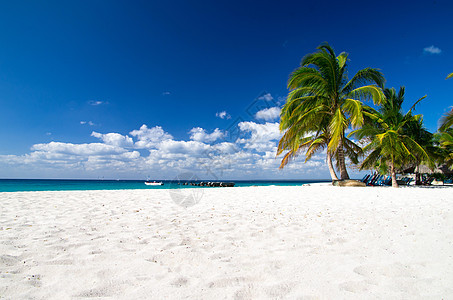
[0,179,331,192]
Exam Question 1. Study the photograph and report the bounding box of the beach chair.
[376,175,390,186]
[366,174,378,186]
[371,175,384,186]
[368,175,376,186]
[365,174,373,184]
[365,174,375,185]
[422,177,435,186]
[361,174,370,183]
[402,178,414,185]
[373,174,383,185]
[381,176,392,186]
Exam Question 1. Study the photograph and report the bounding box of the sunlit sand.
[1,185,452,298]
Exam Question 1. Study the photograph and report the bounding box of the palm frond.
[317,42,336,58]
[342,68,385,94]
[343,138,362,164]
[383,87,403,112]
[343,98,364,128]
[305,137,327,161]
[336,52,349,69]
[403,136,434,168]
[302,51,339,95]
[439,108,453,131]
[407,95,427,114]
[360,148,382,170]
[348,126,376,140]
[328,108,347,151]
[280,95,320,130]
[287,67,327,90]
[348,85,385,105]
[279,151,294,169]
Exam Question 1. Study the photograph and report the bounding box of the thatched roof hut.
[400,164,452,175]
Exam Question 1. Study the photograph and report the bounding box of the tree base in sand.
[332,180,367,187]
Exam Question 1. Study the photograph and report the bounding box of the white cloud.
[276,96,286,105]
[0,122,353,180]
[88,100,106,106]
[216,111,231,119]
[91,131,134,148]
[258,93,274,101]
[423,45,442,55]
[255,107,281,121]
[237,121,281,143]
[31,142,128,156]
[212,142,238,154]
[236,121,282,153]
[159,140,210,156]
[129,125,173,149]
[189,127,224,143]
[162,91,171,96]
[80,121,95,126]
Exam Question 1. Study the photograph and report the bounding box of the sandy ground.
[0,185,452,299]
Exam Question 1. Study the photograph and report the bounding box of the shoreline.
[1,181,453,194]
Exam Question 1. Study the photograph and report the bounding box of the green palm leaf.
[343,98,364,127]
[342,68,385,93]
[439,108,453,131]
[348,85,385,105]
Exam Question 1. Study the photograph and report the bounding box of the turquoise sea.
[0,179,330,192]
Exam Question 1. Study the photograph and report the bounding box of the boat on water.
[144,181,163,186]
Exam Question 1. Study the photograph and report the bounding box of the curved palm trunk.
[415,161,421,185]
[390,160,398,188]
[326,151,339,181]
[337,139,350,180]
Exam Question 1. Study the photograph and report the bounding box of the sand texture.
[1,185,453,299]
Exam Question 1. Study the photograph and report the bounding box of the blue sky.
[0,0,452,179]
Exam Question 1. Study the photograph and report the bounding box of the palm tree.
[351,87,431,187]
[436,129,453,169]
[377,87,436,184]
[437,75,453,169]
[439,108,453,132]
[437,107,453,169]
[277,43,385,180]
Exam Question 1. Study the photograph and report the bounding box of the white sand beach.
[1,185,453,299]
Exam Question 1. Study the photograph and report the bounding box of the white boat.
[145,181,163,186]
